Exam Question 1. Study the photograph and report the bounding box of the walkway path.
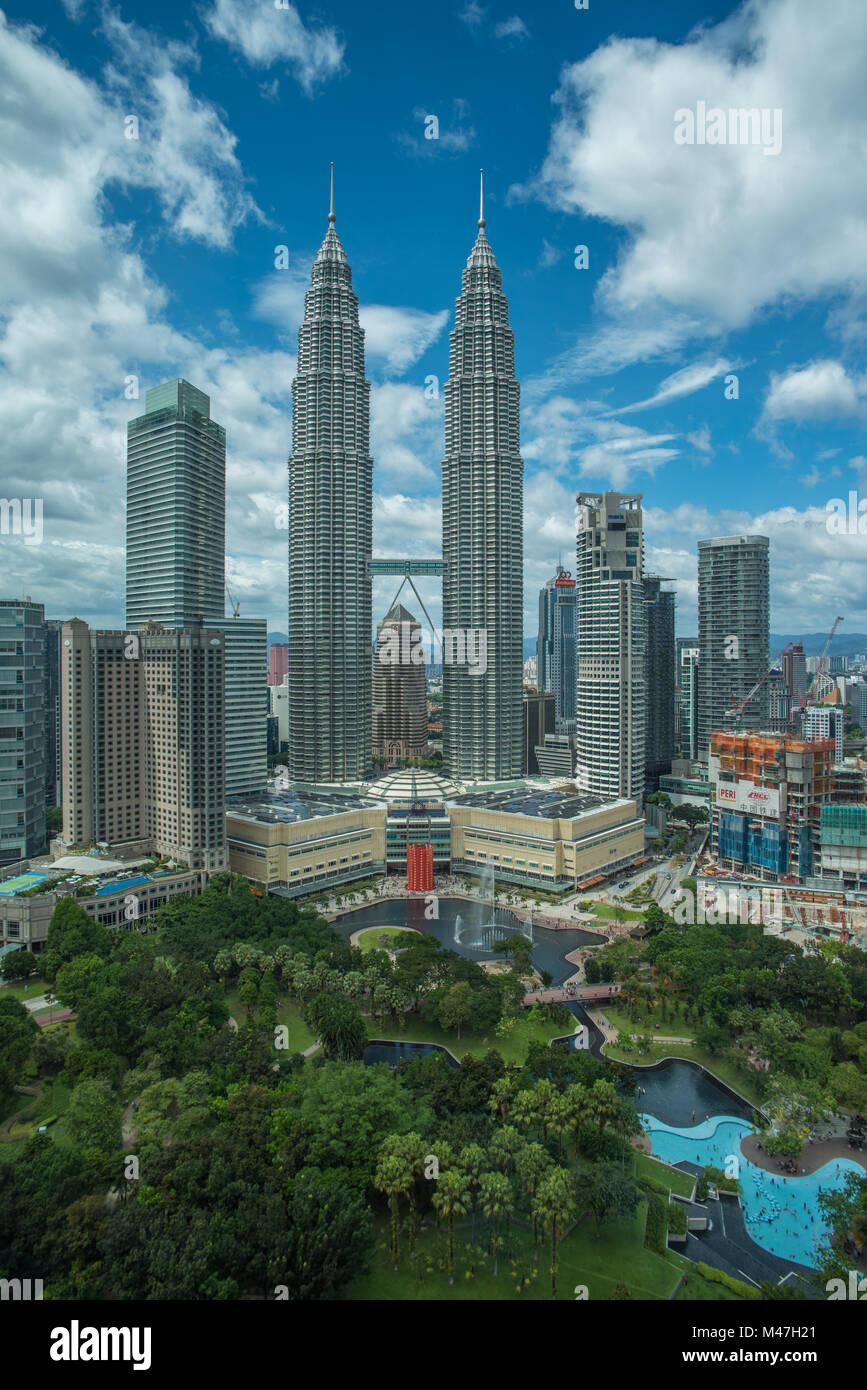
[740,1133,867,1177]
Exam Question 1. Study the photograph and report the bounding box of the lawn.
[0,1077,72,1153]
[355,927,421,952]
[0,977,50,1001]
[604,999,699,1040]
[632,1149,696,1199]
[349,1203,715,1301]
[591,903,647,921]
[364,1008,573,1065]
[222,990,316,1053]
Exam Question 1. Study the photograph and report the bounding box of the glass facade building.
[0,600,46,864]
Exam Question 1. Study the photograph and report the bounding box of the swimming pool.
[643,1113,864,1269]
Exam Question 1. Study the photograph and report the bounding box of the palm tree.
[479,1171,514,1276]
[532,1168,577,1299]
[459,1143,487,1239]
[487,1074,518,1123]
[532,1078,558,1144]
[549,1092,571,1160]
[564,1081,591,1156]
[489,1124,524,1176]
[510,1090,536,1136]
[587,1079,621,1159]
[375,1151,412,1271]
[515,1142,551,1257]
[432,1170,470,1284]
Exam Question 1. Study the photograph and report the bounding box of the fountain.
[453,863,533,953]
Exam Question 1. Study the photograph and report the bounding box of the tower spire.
[328,161,336,224]
[478,167,485,229]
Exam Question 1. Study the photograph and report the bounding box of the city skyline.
[1,0,865,642]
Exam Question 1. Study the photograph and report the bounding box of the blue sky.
[1,0,866,643]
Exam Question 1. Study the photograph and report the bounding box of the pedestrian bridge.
[523,982,621,1007]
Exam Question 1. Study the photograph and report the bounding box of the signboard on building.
[714,780,780,817]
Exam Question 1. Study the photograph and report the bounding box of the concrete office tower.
[537,570,577,734]
[60,620,227,871]
[267,643,288,686]
[372,604,429,768]
[676,639,700,760]
[782,642,808,705]
[0,599,46,864]
[207,618,268,796]
[522,688,555,775]
[126,380,225,628]
[697,535,770,758]
[287,170,372,783]
[643,577,676,792]
[442,174,524,780]
[575,492,646,804]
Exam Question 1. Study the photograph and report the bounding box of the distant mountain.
[770,633,867,659]
[268,631,287,646]
[523,633,867,660]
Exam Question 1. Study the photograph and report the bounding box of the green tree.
[66,1076,123,1162]
[375,1151,413,1270]
[515,1142,551,1255]
[0,949,38,982]
[438,981,474,1040]
[532,1168,577,1298]
[576,1162,640,1239]
[479,1170,514,1276]
[432,1169,470,1285]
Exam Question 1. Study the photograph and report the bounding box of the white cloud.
[360,306,449,374]
[458,2,486,29]
[495,16,529,41]
[202,0,344,94]
[762,360,866,424]
[522,394,683,486]
[371,384,442,485]
[612,358,732,416]
[686,424,713,456]
[398,104,477,156]
[514,0,867,373]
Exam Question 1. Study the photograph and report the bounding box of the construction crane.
[725,643,794,729]
[226,583,240,619]
[800,615,844,708]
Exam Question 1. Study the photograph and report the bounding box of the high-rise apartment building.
[442,180,523,780]
[44,618,62,809]
[676,639,700,760]
[522,688,555,776]
[537,570,577,733]
[643,577,675,792]
[697,535,770,759]
[802,706,845,763]
[575,492,646,804]
[126,379,266,796]
[60,620,227,871]
[372,605,429,768]
[287,180,372,783]
[782,642,808,705]
[126,380,226,629]
[0,599,46,864]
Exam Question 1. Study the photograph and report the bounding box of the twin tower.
[286,172,524,786]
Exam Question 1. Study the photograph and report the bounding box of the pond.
[333,897,598,985]
[363,1039,459,1069]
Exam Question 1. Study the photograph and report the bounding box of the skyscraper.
[675,638,700,760]
[643,576,675,792]
[287,171,372,783]
[44,618,62,809]
[537,570,577,733]
[126,379,266,796]
[442,175,523,780]
[126,380,225,629]
[372,604,429,767]
[782,642,808,706]
[0,599,46,864]
[697,535,770,759]
[60,620,227,871]
[575,492,646,804]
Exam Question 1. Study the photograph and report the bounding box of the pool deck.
[740,1133,867,1177]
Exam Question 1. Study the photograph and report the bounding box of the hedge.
[695,1262,760,1300]
[644,1189,667,1252]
